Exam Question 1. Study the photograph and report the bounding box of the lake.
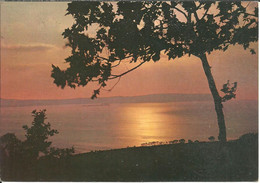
[0,100,257,153]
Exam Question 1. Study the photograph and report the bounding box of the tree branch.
[97,56,109,61]
[111,60,122,68]
[102,77,121,92]
[109,61,146,79]
[173,7,188,19]
[196,2,203,10]
[244,13,257,17]
[193,7,200,22]
[200,7,210,21]
[97,54,135,63]
[245,2,251,9]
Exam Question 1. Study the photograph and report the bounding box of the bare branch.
[196,2,203,10]
[102,77,121,92]
[245,2,251,9]
[173,7,188,19]
[111,60,122,68]
[193,8,200,22]
[97,56,109,61]
[200,7,210,21]
[244,13,257,17]
[97,54,135,63]
[109,61,146,79]
[90,78,99,82]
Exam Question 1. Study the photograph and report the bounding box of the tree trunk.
[199,54,227,142]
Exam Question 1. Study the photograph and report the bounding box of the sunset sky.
[0,2,258,100]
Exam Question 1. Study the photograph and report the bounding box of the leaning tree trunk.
[199,53,227,142]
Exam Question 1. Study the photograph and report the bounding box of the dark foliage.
[179,139,186,143]
[208,136,215,142]
[22,109,59,159]
[3,133,256,181]
[51,1,258,142]
[220,80,238,102]
[188,139,193,143]
[0,110,74,180]
[51,2,257,99]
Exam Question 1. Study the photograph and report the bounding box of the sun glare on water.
[121,103,180,145]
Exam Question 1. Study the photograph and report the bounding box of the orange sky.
[0,2,258,100]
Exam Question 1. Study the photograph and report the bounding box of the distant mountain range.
[0,93,213,107]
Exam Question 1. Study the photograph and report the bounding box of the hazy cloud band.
[2,43,58,52]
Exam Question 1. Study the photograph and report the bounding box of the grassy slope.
[33,135,258,181]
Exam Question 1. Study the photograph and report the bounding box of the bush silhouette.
[238,133,258,144]
[22,109,59,160]
[179,139,185,144]
[169,140,178,144]
[0,133,22,157]
[208,136,215,142]
[0,109,74,180]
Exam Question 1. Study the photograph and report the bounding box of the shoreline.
[2,133,257,181]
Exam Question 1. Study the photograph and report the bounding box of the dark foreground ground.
[1,133,258,181]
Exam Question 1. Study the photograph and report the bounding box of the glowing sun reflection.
[121,103,180,146]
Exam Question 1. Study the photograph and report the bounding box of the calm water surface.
[0,100,257,153]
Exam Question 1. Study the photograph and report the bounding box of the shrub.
[22,109,59,159]
[208,136,215,142]
[179,139,185,144]
[239,133,258,144]
[0,109,74,180]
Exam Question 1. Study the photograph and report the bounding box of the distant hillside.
[0,93,212,107]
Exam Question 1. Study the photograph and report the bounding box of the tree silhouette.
[0,110,74,180]
[179,139,185,144]
[51,2,258,142]
[208,136,215,142]
[0,133,22,157]
[22,109,59,160]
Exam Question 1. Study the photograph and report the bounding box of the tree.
[51,2,258,142]
[208,136,215,142]
[0,110,75,180]
[22,109,59,159]
[179,139,185,144]
[0,133,23,179]
[0,133,22,157]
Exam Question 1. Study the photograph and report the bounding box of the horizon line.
[0,92,213,101]
[0,92,257,101]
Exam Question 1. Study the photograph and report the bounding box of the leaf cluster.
[0,133,22,158]
[52,2,258,98]
[0,110,74,162]
[22,109,59,157]
[220,80,237,102]
[44,147,75,159]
